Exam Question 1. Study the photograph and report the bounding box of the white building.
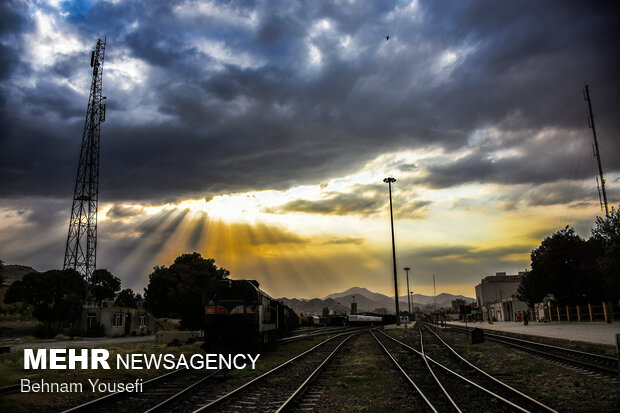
[475,272,527,321]
[475,272,524,307]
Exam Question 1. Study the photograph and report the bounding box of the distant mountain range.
[279,286,474,316]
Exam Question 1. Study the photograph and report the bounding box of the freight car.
[203,279,298,351]
[347,314,383,325]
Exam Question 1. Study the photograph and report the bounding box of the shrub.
[84,322,106,337]
[33,322,58,339]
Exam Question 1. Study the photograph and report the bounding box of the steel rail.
[447,325,617,376]
[144,370,220,413]
[450,325,616,361]
[277,326,365,343]
[370,330,438,413]
[0,384,20,395]
[61,368,187,413]
[423,323,557,413]
[417,325,462,413]
[379,329,532,413]
[191,331,358,413]
[274,332,360,413]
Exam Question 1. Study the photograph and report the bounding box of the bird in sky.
[386,36,390,41]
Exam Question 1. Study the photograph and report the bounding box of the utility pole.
[404,266,412,318]
[64,38,107,293]
[584,83,609,217]
[384,177,400,325]
[433,274,437,323]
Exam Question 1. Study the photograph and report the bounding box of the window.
[87,313,97,327]
[112,313,123,327]
[139,316,146,328]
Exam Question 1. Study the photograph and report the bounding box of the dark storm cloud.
[523,182,598,207]
[320,237,364,246]
[394,199,432,218]
[1,0,618,204]
[106,205,145,220]
[0,197,69,270]
[265,191,386,216]
[263,179,430,218]
[412,243,533,263]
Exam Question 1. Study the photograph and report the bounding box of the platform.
[4,334,155,352]
[384,321,417,330]
[444,321,620,347]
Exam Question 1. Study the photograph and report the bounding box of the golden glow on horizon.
[93,150,612,298]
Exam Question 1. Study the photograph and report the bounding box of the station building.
[475,272,528,321]
[81,302,155,337]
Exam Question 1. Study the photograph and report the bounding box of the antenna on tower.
[584,83,609,217]
[63,38,106,295]
[595,176,604,213]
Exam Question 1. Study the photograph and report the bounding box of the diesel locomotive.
[203,279,298,351]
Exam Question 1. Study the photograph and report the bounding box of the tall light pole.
[384,177,400,325]
[404,267,411,318]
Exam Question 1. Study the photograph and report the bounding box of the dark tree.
[144,253,229,330]
[4,269,87,326]
[91,269,121,303]
[114,288,140,308]
[519,226,602,306]
[143,266,178,316]
[0,259,5,285]
[590,207,620,300]
[591,207,620,245]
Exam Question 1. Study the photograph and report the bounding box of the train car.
[325,315,346,326]
[347,314,383,325]
[203,279,297,351]
[277,301,299,332]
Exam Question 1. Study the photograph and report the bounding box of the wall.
[81,307,155,337]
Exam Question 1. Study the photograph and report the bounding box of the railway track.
[191,330,362,413]
[61,368,221,413]
[376,325,558,413]
[445,324,618,378]
[60,330,363,413]
[0,384,20,395]
[370,330,440,412]
[19,328,359,413]
[419,323,558,412]
[277,326,355,343]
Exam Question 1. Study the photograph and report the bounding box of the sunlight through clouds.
[88,145,607,297]
[1,0,617,300]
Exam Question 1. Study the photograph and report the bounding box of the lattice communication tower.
[63,38,106,286]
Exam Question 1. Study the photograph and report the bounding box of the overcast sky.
[1,0,618,299]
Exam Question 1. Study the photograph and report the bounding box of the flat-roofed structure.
[475,272,525,307]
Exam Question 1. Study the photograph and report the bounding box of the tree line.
[518,207,620,306]
[3,265,142,336]
[4,207,616,334]
[2,252,228,334]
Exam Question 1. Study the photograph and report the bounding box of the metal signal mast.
[584,83,609,217]
[63,38,106,286]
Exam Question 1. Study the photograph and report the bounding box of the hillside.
[278,297,348,316]
[1,264,38,285]
[281,286,475,316]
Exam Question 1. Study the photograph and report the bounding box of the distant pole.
[384,177,400,325]
[584,83,609,217]
[404,267,411,318]
[433,274,437,310]
[433,274,437,324]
